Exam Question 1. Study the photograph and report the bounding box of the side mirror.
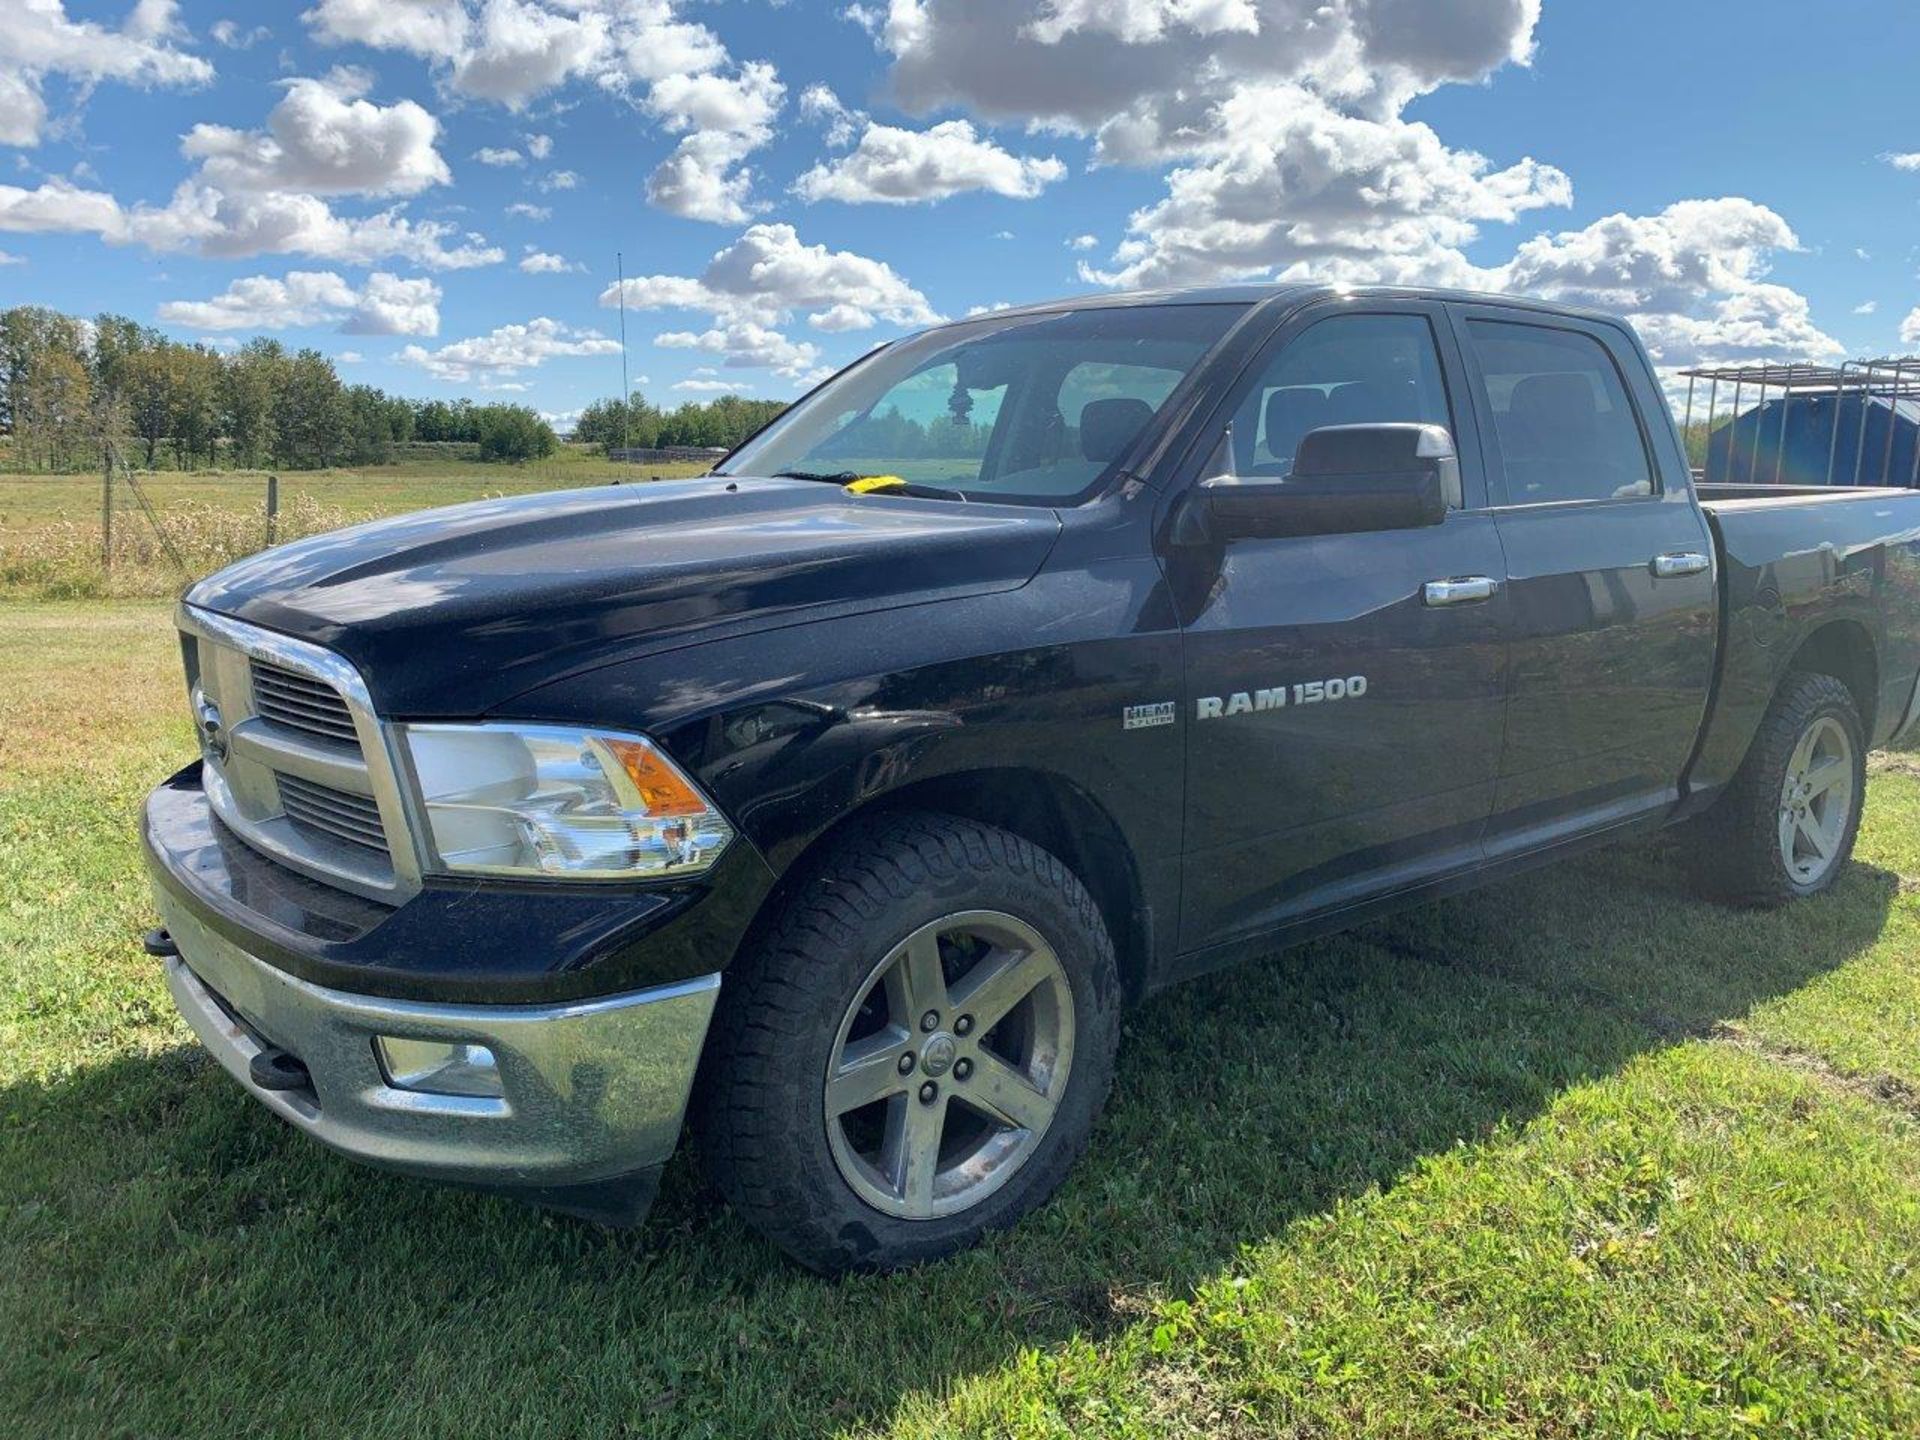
[1175,422,1459,544]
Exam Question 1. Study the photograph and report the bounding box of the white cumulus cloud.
[303,0,782,219]
[181,70,451,197]
[518,247,581,273]
[1,0,213,147]
[1082,83,1569,289]
[158,269,442,334]
[398,315,621,384]
[0,176,501,269]
[0,70,501,269]
[793,90,1065,205]
[1498,198,1841,367]
[598,222,938,378]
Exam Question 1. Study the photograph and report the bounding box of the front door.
[1166,303,1511,963]
[1448,307,1718,853]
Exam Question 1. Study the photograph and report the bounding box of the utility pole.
[616,250,630,458]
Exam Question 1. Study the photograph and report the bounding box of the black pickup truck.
[143,284,1920,1271]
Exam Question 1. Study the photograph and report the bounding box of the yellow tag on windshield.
[845,474,907,494]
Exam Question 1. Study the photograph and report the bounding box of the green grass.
[3,601,1917,1438]
[0,449,713,599]
[0,447,709,532]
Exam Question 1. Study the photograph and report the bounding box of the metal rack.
[1677,358,1920,488]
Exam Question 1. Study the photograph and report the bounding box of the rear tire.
[695,812,1121,1273]
[1688,672,1866,907]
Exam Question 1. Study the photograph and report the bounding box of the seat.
[1258,388,1329,474]
[1079,397,1155,464]
[1500,373,1633,500]
[1327,380,1411,427]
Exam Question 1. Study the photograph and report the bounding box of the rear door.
[1167,300,1511,959]
[1449,306,1717,852]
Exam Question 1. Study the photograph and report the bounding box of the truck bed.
[1686,481,1920,803]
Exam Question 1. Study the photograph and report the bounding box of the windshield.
[718,304,1247,504]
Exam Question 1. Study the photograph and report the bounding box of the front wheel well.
[750,770,1152,1003]
[1786,620,1878,736]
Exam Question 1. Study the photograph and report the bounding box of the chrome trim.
[1651,550,1711,579]
[155,886,720,1188]
[227,719,375,795]
[176,604,424,903]
[1424,576,1499,607]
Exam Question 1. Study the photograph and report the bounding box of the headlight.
[401,724,733,880]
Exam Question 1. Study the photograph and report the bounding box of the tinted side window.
[1466,321,1653,504]
[1230,313,1453,479]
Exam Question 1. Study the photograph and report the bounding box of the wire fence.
[0,451,358,598]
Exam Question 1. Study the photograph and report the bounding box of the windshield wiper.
[770,469,865,483]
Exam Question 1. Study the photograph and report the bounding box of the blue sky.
[2,0,1916,426]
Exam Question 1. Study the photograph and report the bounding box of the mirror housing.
[1175,422,1458,544]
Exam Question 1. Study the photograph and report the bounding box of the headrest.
[1263,388,1328,457]
[1327,381,1407,426]
[1079,397,1154,463]
[1508,373,1597,427]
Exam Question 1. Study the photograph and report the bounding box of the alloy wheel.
[823,910,1075,1220]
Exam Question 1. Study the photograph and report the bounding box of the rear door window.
[1464,321,1655,504]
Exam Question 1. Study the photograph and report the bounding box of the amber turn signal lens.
[603,738,709,817]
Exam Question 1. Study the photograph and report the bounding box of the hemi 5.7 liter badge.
[1122,701,1177,731]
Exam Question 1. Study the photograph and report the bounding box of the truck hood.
[186,478,1061,716]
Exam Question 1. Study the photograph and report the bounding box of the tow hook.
[142,927,180,958]
[249,1048,313,1092]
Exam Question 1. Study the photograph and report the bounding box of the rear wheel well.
[755,771,1152,1003]
[1787,620,1878,736]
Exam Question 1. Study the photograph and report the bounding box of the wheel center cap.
[920,1032,957,1078]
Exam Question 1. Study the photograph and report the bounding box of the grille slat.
[250,659,360,744]
[277,773,389,855]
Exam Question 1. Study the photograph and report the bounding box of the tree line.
[572,393,790,453]
[0,305,797,473]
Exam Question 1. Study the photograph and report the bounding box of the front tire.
[1689,672,1867,907]
[695,812,1121,1272]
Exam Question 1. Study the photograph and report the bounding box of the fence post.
[265,473,279,547]
[101,445,114,572]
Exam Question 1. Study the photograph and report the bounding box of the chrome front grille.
[177,605,421,904]
[250,660,360,746]
[277,774,390,855]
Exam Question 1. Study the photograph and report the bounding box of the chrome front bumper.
[154,884,719,1213]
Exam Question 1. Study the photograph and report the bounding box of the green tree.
[223,338,284,469]
[273,349,349,468]
[474,404,558,462]
[126,345,176,468]
[171,346,224,469]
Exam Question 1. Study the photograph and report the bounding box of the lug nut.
[920,1010,940,1032]
[897,1053,915,1075]
[954,1057,973,1081]
[918,1081,938,1104]
[954,1014,973,1036]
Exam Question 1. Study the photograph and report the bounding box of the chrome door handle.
[1424,576,1499,607]
[1651,551,1710,579]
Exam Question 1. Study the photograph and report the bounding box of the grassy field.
[0,450,709,599]
[2,601,1918,1438]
